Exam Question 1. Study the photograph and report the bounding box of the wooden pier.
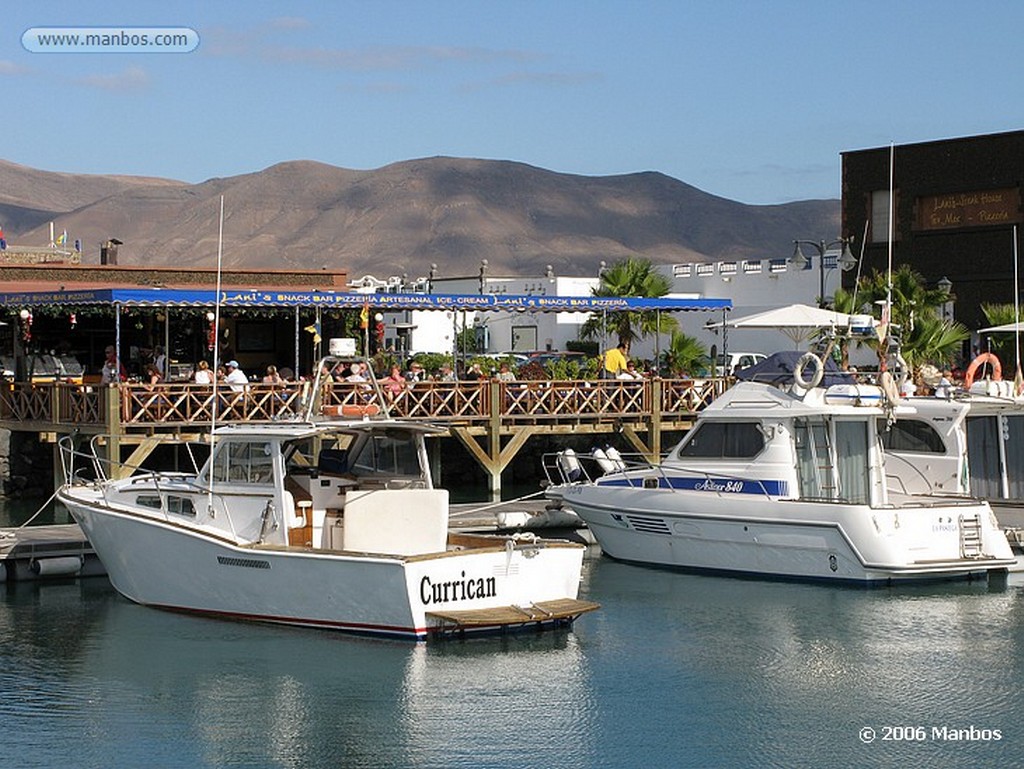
[0,376,725,498]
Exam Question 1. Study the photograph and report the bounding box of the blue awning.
[0,287,730,313]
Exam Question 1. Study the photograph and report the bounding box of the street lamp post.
[937,276,953,322]
[791,237,858,308]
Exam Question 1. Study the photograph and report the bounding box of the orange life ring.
[341,403,380,417]
[322,403,381,418]
[964,353,1002,388]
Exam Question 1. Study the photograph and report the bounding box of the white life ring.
[793,352,825,390]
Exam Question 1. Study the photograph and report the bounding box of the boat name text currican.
[420,571,497,605]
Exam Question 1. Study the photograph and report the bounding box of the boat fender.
[592,448,616,474]
[964,353,1002,388]
[30,556,83,577]
[793,352,824,390]
[557,448,583,482]
[604,446,627,471]
[878,370,900,407]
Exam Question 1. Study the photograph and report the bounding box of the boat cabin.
[193,421,449,556]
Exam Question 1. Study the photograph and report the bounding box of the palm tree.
[662,331,708,377]
[579,257,677,350]
[851,265,968,369]
[980,303,1022,365]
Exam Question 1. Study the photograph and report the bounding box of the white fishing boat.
[56,359,596,641]
[544,377,1015,584]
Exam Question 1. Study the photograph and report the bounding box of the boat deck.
[1,499,592,582]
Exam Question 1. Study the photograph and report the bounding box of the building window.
[672,264,692,278]
[769,258,787,273]
[871,190,892,243]
[743,260,763,274]
[718,261,737,276]
[696,263,714,277]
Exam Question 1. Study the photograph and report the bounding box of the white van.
[716,352,767,376]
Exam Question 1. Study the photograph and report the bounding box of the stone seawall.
[0,428,54,498]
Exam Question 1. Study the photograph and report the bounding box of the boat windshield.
[348,429,424,480]
[207,440,275,485]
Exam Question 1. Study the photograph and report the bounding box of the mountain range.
[0,157,839,281]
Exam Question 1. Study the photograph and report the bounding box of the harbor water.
[3,537,1022,768]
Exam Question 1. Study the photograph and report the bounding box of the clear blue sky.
[4,0,1023,205]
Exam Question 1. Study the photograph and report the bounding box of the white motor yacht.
[545,380,1015,584]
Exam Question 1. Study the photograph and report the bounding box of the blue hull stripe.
[597,476,789,496]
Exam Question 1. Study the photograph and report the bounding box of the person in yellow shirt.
[603,342,628,378]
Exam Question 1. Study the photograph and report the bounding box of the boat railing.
[542,448,782,500]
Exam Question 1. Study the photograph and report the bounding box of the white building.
[348,248,852,362]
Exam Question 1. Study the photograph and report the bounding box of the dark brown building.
[842,130,1024,332]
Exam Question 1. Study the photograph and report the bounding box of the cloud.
[74,65,149,91]
[263,44,537,72]
[203,21,537,73]
[336,80,413,95]
[0,59,31,76]
[461,70,603,92]
[268,16,312,30]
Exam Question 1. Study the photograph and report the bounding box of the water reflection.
[2,556,1023,768]
[578,559,1024,768]
[0,495,67,527]
[1,578,593,768]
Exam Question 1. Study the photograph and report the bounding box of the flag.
[304,321,321,345]
[56,230,67,246]
[359,302,369,330]
[1016,364,1023,396]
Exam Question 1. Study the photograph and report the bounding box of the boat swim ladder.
[959,513,984,559]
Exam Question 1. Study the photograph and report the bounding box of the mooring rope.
[448,488,547,519]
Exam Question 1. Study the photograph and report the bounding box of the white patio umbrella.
[707,303,876,346]
[978,322,1024,333]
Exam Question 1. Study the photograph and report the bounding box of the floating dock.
[0,524,107,582]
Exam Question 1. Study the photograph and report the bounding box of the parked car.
[477,352,531,365]
[526,351,589,368]
[715,352,767,377]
